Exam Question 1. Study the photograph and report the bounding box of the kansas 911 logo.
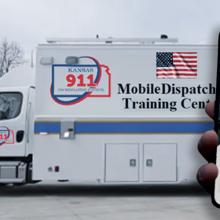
[51,56,111,105]
[0,127,14,146]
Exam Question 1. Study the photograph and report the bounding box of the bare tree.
[0,39,24,77]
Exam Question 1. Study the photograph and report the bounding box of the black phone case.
[212,32,220,208]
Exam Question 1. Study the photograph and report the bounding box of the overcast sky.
[0,0,220,58]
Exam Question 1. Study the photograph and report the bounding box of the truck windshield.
[0,93,22,120]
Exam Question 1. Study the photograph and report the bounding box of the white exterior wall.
[35,44,216,119]
[32,43,216,184]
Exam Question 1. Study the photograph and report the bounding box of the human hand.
[197,102,218,194]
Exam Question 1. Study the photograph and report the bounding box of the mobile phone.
[213,33,220,207]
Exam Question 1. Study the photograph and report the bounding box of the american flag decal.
[156,52,197,78]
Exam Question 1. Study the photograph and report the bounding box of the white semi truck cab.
[0,86,34,183]
[0,37,216,185]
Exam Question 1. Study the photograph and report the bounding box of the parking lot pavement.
[0,184,219,220]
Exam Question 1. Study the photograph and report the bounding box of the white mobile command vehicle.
[0,37,216,185]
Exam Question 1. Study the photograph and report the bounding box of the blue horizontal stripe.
[34,122,60,133]
[34,121,214,134]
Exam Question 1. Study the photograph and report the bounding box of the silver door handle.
[129,159,136,167]
[146,159,153,167]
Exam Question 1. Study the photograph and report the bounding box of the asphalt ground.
[0,184,219,220]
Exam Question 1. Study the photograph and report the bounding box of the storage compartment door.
[105,144,139,182]
[143,143,177,182]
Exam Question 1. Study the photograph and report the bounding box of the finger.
[198,130,218,162]
[197,163,218,194]
[205,101,215,119]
